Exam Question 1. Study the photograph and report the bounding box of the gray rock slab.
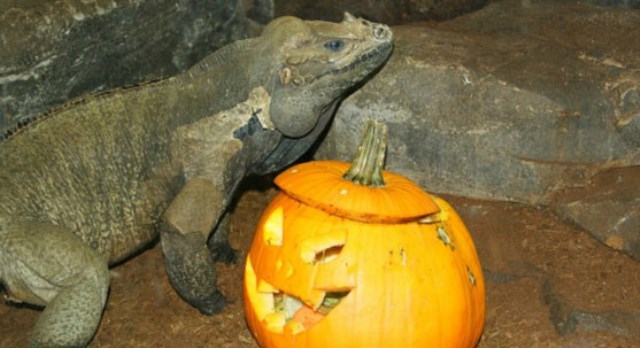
[316,0,640,204]
[582,0,640,8]
[543,281,640,337]
[552,166,640,260]
[451,195,640,345]
[0,0,273,133]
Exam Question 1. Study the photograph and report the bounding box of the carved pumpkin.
[244,121,485,347]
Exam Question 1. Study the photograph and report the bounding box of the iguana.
[0,13,393,347]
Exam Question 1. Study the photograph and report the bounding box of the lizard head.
[262,13,394,138]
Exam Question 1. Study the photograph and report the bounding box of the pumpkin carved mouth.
[245,258,352,334]
[246,203,354,334]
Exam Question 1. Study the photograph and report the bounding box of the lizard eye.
[324,39,345,52]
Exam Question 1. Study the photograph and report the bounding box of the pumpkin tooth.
[284,320,306,335]
[264,312,286,333]
[308,290,326,310]
[257,279,278,293]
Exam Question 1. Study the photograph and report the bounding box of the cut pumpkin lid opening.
[275,161,440,224]
[275,121,439,223]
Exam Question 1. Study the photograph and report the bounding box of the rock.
[0,0,273,134]
[274,0,487,24]
[552,166,640,260]
[316,0,640,204]
[451,196,640,345]
[244,0,275,24]
[543,281,640,337]
[582,0,640,9]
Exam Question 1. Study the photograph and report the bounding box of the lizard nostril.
[372,24,390,40]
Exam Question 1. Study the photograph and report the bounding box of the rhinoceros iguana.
[0,13,393,347]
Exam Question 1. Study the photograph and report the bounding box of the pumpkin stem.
[343,119,387,187]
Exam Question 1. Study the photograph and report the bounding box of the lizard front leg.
[208,212,239,264]
[160,177,226,315]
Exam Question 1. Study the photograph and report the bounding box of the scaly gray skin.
[0,13,393,347]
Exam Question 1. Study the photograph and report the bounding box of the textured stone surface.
[583,0,640,8]
[0,0,273,133]
[455,196,640,345]
[317,0,640,204]
[552,166,640,260]
[543,280,640,337]
[274,0,487,24]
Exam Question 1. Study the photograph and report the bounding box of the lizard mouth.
[320,40,393,81]
[330,41,393,75]
[245,258,351,335]
[328,22,394,75]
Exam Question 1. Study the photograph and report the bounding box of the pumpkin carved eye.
[311,244,343,264]
[263,207,283,246]
[300,230,346,264]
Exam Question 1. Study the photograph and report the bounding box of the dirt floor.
[1,185,639,347]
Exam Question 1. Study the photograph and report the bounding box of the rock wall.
[273,0,487,24]
[0,0,273,133]
[582,0,640,8]
[552,166,640,260]
[317,0,640,204]
[313,0,640,260]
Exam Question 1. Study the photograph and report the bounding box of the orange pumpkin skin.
[244,161,485,347]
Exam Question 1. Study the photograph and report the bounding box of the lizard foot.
[209,240,240,264]
[193,289,227,315]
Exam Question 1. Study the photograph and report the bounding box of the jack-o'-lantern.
[244,120,485,347]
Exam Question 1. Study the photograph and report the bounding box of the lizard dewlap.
[0,13,392,347]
